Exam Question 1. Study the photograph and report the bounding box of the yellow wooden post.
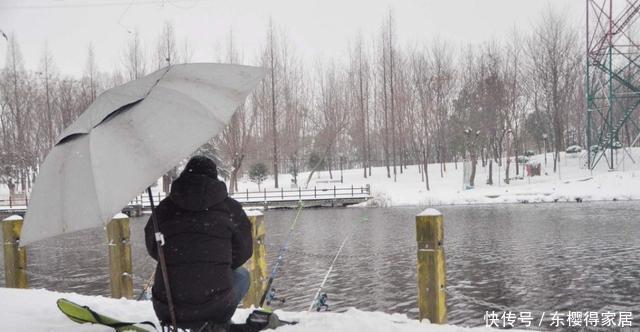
[107,213,133,299]
[242,210,268,308]
[2,215,28,288]
[416,208,447,323]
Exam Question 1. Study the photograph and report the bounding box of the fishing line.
[307,208,369,312]
[307,235,349,312]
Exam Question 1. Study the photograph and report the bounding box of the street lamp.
[542,133,548,166]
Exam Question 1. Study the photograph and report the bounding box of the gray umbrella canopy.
[22,63,265,245]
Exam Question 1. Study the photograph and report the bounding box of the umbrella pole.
[147,187,178,331]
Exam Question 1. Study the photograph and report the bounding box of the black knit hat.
[183,155,218,179]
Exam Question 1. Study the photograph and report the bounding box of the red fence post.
[246,188,249,201]
[314,186,317,198]
[281,187,284,199]
[299,187,301,200]
[333,185,336,198]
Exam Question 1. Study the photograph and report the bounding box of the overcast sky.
[0,0,583,77]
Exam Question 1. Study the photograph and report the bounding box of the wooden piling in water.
[242,210,268,308]
[416,208,447,323]
[106,214,133,299]
[2,215,28,288]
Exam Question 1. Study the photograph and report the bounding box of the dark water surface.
[2,202,639,328]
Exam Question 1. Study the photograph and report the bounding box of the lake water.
[2,201,639,329]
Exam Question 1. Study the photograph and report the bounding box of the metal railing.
[1,184,372,211]
[0,196,29,209]
[128,185,371,206]
[231,185,371,203]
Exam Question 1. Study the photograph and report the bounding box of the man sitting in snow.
[145,155,263,331]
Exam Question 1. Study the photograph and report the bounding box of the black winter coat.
[144,173,252,325]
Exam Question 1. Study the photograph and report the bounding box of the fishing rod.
[258,202,305,307]
[147,187,178,331]
[308,235,349,312]
[136,269,156,301]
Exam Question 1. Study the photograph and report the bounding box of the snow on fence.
[0,196,28,210]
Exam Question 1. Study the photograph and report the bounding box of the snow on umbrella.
[22,63,265,245]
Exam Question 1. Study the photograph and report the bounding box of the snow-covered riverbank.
[0,288,510,331]
[3,149,639,208]
[235,149,640,207]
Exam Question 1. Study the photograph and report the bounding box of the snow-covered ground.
[235,149,640,206]
[2,149,639,208]
[0,288,511,331]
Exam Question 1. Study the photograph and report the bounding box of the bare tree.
[304,62,350,187]
[388,11,398,181]
[122,29,146,80]
[155,21,179,68]
[527,8,581,173]
[38,43,57,149]
[87,44,98,101]
[155,22,180,192]
[0,33,37,193]
[428,39,456,177]
[378,23,391,178]
[266,18,280,188]
[349,32,371,178]
[217,30,257,193]
[410,49,433,190]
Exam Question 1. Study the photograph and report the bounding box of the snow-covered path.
[0,288,513,331]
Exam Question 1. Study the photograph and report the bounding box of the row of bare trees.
[1,9,594,195]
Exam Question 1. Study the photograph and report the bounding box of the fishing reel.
[265,288,286,305]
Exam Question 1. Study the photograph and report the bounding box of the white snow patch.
[0,288,514,331]
[418,208,442,217]
[2,214,24,221]
[244,209,264,217]
[232,148,640,207]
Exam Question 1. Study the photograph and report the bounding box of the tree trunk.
[382,42,391,179]
[389,13,397,182]
[514,124,520,176]
[505,158,511,184]
[269,27,279,189]
[304,143,334,188]
[470,155,477,187]
[423,148,430,191]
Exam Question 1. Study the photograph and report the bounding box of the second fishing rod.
[258,201,305,308]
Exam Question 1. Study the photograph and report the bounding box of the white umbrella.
[22,63,265,245]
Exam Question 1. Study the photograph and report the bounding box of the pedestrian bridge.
[1,185,372,219]
[123,184,372,216]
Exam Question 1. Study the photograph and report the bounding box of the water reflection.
[1,202,638,329]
